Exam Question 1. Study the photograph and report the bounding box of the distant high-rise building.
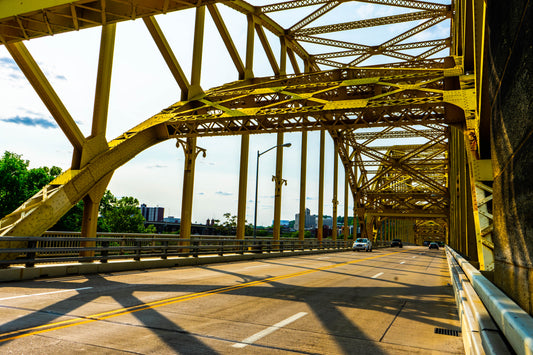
[295,208,317,230]
[164,216,180,223]
[140,204,164,222]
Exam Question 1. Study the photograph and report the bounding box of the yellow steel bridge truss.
[0,0,492,270]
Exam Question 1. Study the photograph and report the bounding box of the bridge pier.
[272,132,287,241]
[236,135,249,240]
[317,130,325,243]
[298,130,307,240]
[332,142,339,241]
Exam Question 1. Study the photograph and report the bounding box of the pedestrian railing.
[0,234,351,267]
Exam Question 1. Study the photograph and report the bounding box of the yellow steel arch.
[0,0,492,271]
[0,64,469,244]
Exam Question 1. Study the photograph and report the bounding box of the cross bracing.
[0,0,493,272]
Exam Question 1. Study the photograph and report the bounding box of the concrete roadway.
[0,246,464,354]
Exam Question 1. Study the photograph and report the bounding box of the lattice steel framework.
[0,0,492,270]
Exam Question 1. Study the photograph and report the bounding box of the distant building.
[295,208,317,230]
[280,220,290,226]
[323,217,333,228]
[163,216,180,223]
[140,204,164,222]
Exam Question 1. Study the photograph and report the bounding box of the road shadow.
[0,249,460,354]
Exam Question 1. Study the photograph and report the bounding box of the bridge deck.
[0,246,463,354]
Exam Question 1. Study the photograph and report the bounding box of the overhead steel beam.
[289,1,341,32]
[5,41,85,152]
[144,16,190,100]
[293,10,447,36]
[260,0,448,13]
[207,4,245,80]
[255,22,280,75]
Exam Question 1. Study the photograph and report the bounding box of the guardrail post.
[100,241,109,263]
[161,240,168,260]
[193,240,199,257]
[267,240,271,253]
[134,240,141,261]
[252,240,262,254]
[291,240,294,252]
[280,240,284,252]
[239,239,244,255]
[218,240,224,256]
[25,240,37,268]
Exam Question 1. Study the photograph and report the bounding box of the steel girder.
[0,0,452,69]
[0,64,469,240]
[0,0,490,269]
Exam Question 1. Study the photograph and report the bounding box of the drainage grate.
[434,328,461,337]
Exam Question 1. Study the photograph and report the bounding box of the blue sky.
[0,1,450,226]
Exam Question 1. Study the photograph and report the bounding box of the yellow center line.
[0,249,409,342]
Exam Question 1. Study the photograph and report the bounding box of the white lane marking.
[317,257,330,260]
[0,287,92,301]
[232,312,308,348]
[412,256,416,258]
[400,261,405,264]
[371,272,384,279]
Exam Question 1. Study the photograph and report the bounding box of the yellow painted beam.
[287,48,301,74]
[245,14,255,80]
[280,36,287,76]
[91,23,115,138]
[0,0,73,19]
[5,42,85,151]
[80,173,112,259]
[180,137,197,240]
[144,16,190,100]
[272,132,285,240]
[344,174,349,241]
[255,23,280,75]
[318,130,325,242]
[207,4,245,80]
[298,130,307,240]
[332,143,338,240]
[189,6,205,100]
[236,134,249,239]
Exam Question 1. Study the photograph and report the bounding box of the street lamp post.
[253,142,291,239]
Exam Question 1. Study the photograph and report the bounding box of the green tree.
[0,151,61,218]
[99,194,154,233]
[212,213,237,235]
[0,151,29,217]
[337,216,354,225]
[0,152,157,234]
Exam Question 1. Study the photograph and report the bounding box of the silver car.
[352,238,372,252]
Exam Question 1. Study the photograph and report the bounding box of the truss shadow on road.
[0,249,459,354]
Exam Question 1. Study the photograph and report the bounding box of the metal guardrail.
[0,235,351,267]
[446,246,533,355]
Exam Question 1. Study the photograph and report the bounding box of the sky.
[0,1,450,227]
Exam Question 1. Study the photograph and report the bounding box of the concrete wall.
[488,0,533,314]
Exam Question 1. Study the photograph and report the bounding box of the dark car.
[390,239,403,248]
[429,242,439,250]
